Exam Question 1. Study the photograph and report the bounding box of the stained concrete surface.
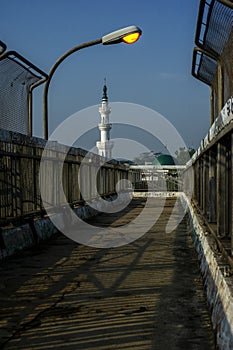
[0,198,215,349]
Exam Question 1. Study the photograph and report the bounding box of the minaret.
[96,80,114,159]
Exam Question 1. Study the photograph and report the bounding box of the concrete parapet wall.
[0,192,130,260]
[0,205,95,260]
[180,193,233,350]
[0,224,35,259]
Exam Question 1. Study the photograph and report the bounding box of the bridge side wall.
[183,112,233,255]
[0,129,138,258]
[181,193,233,350]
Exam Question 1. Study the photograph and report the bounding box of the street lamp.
[43,25,142,139]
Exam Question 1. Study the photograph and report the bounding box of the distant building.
[96,81,114,159]
[152,154,176,166]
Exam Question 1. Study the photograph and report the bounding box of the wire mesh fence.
[0,51,47,135]
[192,49,218,86]
[193,0,233,119]
[193,0,233,86]
[196,0,232,57]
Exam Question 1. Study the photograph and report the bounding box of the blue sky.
[1,0,210,154]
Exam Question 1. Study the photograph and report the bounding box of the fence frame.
[0,50,48,136]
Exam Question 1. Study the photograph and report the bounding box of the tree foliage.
[133,152,155,165]
[175,147,195,165]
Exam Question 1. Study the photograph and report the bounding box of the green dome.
[152,154,176,165]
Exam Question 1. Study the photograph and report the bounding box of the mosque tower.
[96,80,114,158]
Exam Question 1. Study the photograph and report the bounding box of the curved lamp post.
[43,25,142,139]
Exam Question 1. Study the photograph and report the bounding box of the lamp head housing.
[102,25,142,45]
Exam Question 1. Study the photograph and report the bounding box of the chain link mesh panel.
[193,0,232,87]
[197,0,233,56]
[204,0,232,56]
[195,51,218,85]
[197,53,218,85]
[0,56,41,135]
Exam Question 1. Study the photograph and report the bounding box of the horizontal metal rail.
[0,136,137,225]
[0,50,48,79]
[218,0,233,8]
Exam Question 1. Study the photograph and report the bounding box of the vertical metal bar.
[78,161,81,202]
[90,164,93,199]
[225,136,230,237]
[19,155,23,217]
[231,132,233,255]
[217,64,224,116]
[209,148,216,222]
[210,87,215,125]
[217,142,226,236]
[197,161,201,205]
[193,163,197,202]
[33,147,37,211]
[28,91,32,137]
[201,158,205,212]
[199,159,203,211]
[10,153,14,218]
[196,162,199,204]
[28,78,48,137]
[203,153,209,216]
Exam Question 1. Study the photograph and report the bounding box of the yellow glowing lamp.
[122,32,141,44]
[102,26,142,45]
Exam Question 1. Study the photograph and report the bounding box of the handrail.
[218,0,233,8]
[0,50,48,79]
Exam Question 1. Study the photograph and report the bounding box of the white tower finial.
[96,81,114,159]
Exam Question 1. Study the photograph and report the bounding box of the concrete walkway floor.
[0,198,215,349]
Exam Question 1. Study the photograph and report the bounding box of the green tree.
[133,152,158,165]
[175,147,195,165]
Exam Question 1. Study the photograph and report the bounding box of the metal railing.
[187,0,233,259]
[131,166,185,192]
[0,130,137,226]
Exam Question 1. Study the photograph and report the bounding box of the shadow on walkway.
[0,198,215,349]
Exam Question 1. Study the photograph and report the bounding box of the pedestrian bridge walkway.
[0,197,215,349]
[0,1,233,348]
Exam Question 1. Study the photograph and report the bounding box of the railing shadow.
[0,198,216,349]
